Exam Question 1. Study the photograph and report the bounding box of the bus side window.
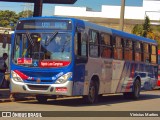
[81,31,88,57]
[151,45,157,64]
[114,36,123,60]
[100,33,112,58]
[75,30,88,63]
[124,39,133,61]
[89,30,99,58]
[143,43,150,63]
[75,31,87,56]
[134,41,142,62]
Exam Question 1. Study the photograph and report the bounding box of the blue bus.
[10,16,158,104]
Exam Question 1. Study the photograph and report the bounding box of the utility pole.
[119,0,125,31]
[33,0,43,17]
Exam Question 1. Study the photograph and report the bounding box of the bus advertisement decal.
[17,58,32,65]
[39,60,70,68]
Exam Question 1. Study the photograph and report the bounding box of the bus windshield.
[13,32,72,68]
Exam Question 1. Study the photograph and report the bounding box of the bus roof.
[83,20,157,45]
[18,16,157,45]
[111,29,157,45]
[72,18,157,45]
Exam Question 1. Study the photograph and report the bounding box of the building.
[0,27,12,70]
[0,27,12,34]
[54,0,160,32]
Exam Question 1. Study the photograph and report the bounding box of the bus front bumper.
[10,78,73,96]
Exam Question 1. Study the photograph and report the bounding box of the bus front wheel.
[83,80,99,104]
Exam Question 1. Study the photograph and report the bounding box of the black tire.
[0,78,5,88]
[36,95,48,103]
[83,80,99,104]
[123,92,132,99]
[123,79,141,99]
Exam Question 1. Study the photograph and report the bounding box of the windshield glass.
[13,32,72,68]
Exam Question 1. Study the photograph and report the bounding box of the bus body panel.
[158,75,160,86]
[157,50,160,86]
[10,16,158,100]
[82,58,157,96]
[10,78,73,96]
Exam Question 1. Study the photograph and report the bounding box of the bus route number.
[42,22,50,28]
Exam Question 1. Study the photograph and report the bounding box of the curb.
[0,97,36,103]
[0,98,11,103]
[0,88,36,103]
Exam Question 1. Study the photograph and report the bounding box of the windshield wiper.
[22,32,35,57]
[45,32,58,46]
[26,31,34,46]
[61,39,71,53]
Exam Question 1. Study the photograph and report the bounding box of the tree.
[154,32,160,49]
[132,24,143,36]
[0,10,19,28]
[132,16,160,48]
[132,16,152,37]
[18,10,33,18]
[0,10,33,29]
[142,16,152,38]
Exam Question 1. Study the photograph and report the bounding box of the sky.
[0,0,143,16]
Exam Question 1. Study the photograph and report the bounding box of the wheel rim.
[89,85,96,102]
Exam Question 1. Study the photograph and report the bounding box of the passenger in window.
[101,48,111,58]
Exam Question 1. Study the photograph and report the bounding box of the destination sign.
[16,19,72,30]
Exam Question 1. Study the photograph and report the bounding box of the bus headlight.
[11,71,23,82]
[55,72,72,84]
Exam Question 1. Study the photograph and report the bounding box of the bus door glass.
[74,27,88,84]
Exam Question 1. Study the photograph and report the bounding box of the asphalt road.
[0,89,160,120]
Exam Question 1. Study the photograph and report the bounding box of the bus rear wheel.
[123,79,141,99]
[36,95,48,103]
[83,80,99,104]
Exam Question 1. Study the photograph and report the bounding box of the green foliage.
[142,16,152,37]
[132,16,160,49]
[0,10,33,28]
[0,10,19,28]
[152,25,160,32]
[132,16,152,37]
[18,10,33,18]
[154,32,160,49]
[132,24,143,36]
